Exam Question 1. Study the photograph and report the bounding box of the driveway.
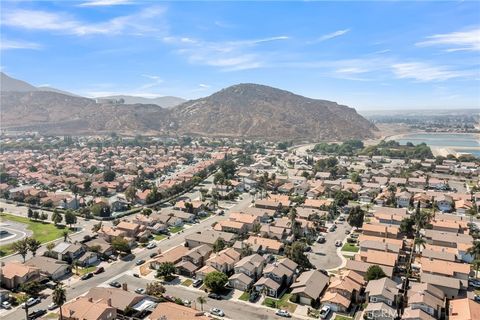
[308,219,351,270]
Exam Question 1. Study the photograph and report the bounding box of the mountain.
[1,72,79,97]
[97,95,186,108]
[1,72,37,92]
[1,74,377,141]
[170,83,377,140]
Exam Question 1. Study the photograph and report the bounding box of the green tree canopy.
[204,271,228,293]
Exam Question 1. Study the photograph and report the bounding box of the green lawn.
[239,291,250,301]
[341,243,359,253]
[335,316,353,320]
[169,226,184,234]
[0,213,67,256]
[262,293,297,313]
[155,234,167,241]
[181,279,193,287]
[77,266,96,275]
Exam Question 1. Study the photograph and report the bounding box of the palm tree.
[46,242,55,257]
[467,242,480,263]
[52,283,67,320]
[414,237,426,254]
[196,296,206,311]
[72,260,80,275]
[18,294,30,320]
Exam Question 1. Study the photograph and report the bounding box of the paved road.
[308,217,351,270]
[1,193,254,320]
[112,274,303,320]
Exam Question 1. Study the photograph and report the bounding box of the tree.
[32,211,40,220]
[142,208,152,216]
[52,283,67,320]
[347,206,365,229]
[414,237,426,254]
[285,241,313,271]
[156,262,175,280]
[468,242,480,278]
[18,294,31,320]
[46,242,55,257]
[20,280,43,296]
[12,238,29,262]
[365,265,386,280]
[111,237,131,254]
[62,230,70,242]
[51,210,63,225]
[40,212,48,221]
[473,259,480,279]
[27,238,41,257]
[204,271,228,293]
[212,237,225,253]
[27,208,33,219]
[240,243,253,258]
[145,282,165,298]
[125,185,137,203]
[64,210,77,228]
[103,170,116,182]
[197,296,207,311]
[400,217,415,234]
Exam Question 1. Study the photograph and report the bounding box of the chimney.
[122,283,128,291]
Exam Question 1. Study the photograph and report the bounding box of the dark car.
[81,273,94,280]
[192,279,203,288]
[28,309,47,319]
[109,281,121,288]
[150,252,158,258]
[94,267,105,274]
[135,259,146,266]
[133,273,140,278]
[249,291,259,303]
[208,293,222,300]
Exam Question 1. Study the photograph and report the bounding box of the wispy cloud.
[391,62,472,81]
[78,0,132,7]
[416,27,480,52]
[1,6,166,36]
[309,29,350,44]
[138,74,164,90]
[0,39,41,50]
[163,35,289,71]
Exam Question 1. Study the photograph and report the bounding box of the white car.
[21,297,40,309]
[2,301,12,309]
[48,302,58,310]
[319,305,331,319]
[210,307,225,317]
[146,243,156,249]
[275,309,291,317]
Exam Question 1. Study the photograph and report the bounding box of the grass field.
[262,293,297,313]
[341,243,359,253]
[239,291,250,301]
[168,226,184,234]
[0,213,67,256]
[76,266,96,275]
[181,279,193,287]
[335,316,353,320]
[155,234,167,241]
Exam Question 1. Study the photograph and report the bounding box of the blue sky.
[1,0,479,110]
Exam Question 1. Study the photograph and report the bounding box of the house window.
[371,297,377,302]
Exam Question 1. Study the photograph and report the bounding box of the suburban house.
[1,261,40,289]
[206,247,241,274]
[185,230,236,248]
[25,256,71,280]
[448,297,480,320]
[61,296,117,320]
[254,258,297,297]
[146,302,209,320]
[290,270,329,306]
[365,277,400,307]
[234,253,265,280]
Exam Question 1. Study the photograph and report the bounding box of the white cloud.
[199,84,210,88]
[391,62,471,81]
[78,0,132,7]
[1,6,166,36]
[164,35,288,71]
[0,39,41,50]
[416,28,480,52]
[138,74,164,90]
[310,29,350,43]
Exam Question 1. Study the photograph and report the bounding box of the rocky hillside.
[1,75,377,140]
[171,83,377,140]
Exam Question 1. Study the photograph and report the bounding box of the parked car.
[2,301,12,309]
[335,240,343,247]
[345,229,351,235]
[133,273,140,278]
[136,259,146,266]
[469,279,480,288]
[135,288,146,294]
[275,309,291,318]
[474,295,480,302]
[146,243,156,249]
[109,281,121,288]
[210,307,225,317]
[109,255,118,261]
[319,306,331,319]
[338,216,345,221]
[316,236,326,243]
[81,273,94,280]
[150,252,158,258]
[22,297,40,309]
[47,302,58,310]
[94,267,105,274]
[249,291,259,303]
[208,293,222,300]
[193,279,203,288]
[28,309,46,319]
[183,300,191,306]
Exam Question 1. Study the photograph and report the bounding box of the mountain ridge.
[1,74,377,141]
